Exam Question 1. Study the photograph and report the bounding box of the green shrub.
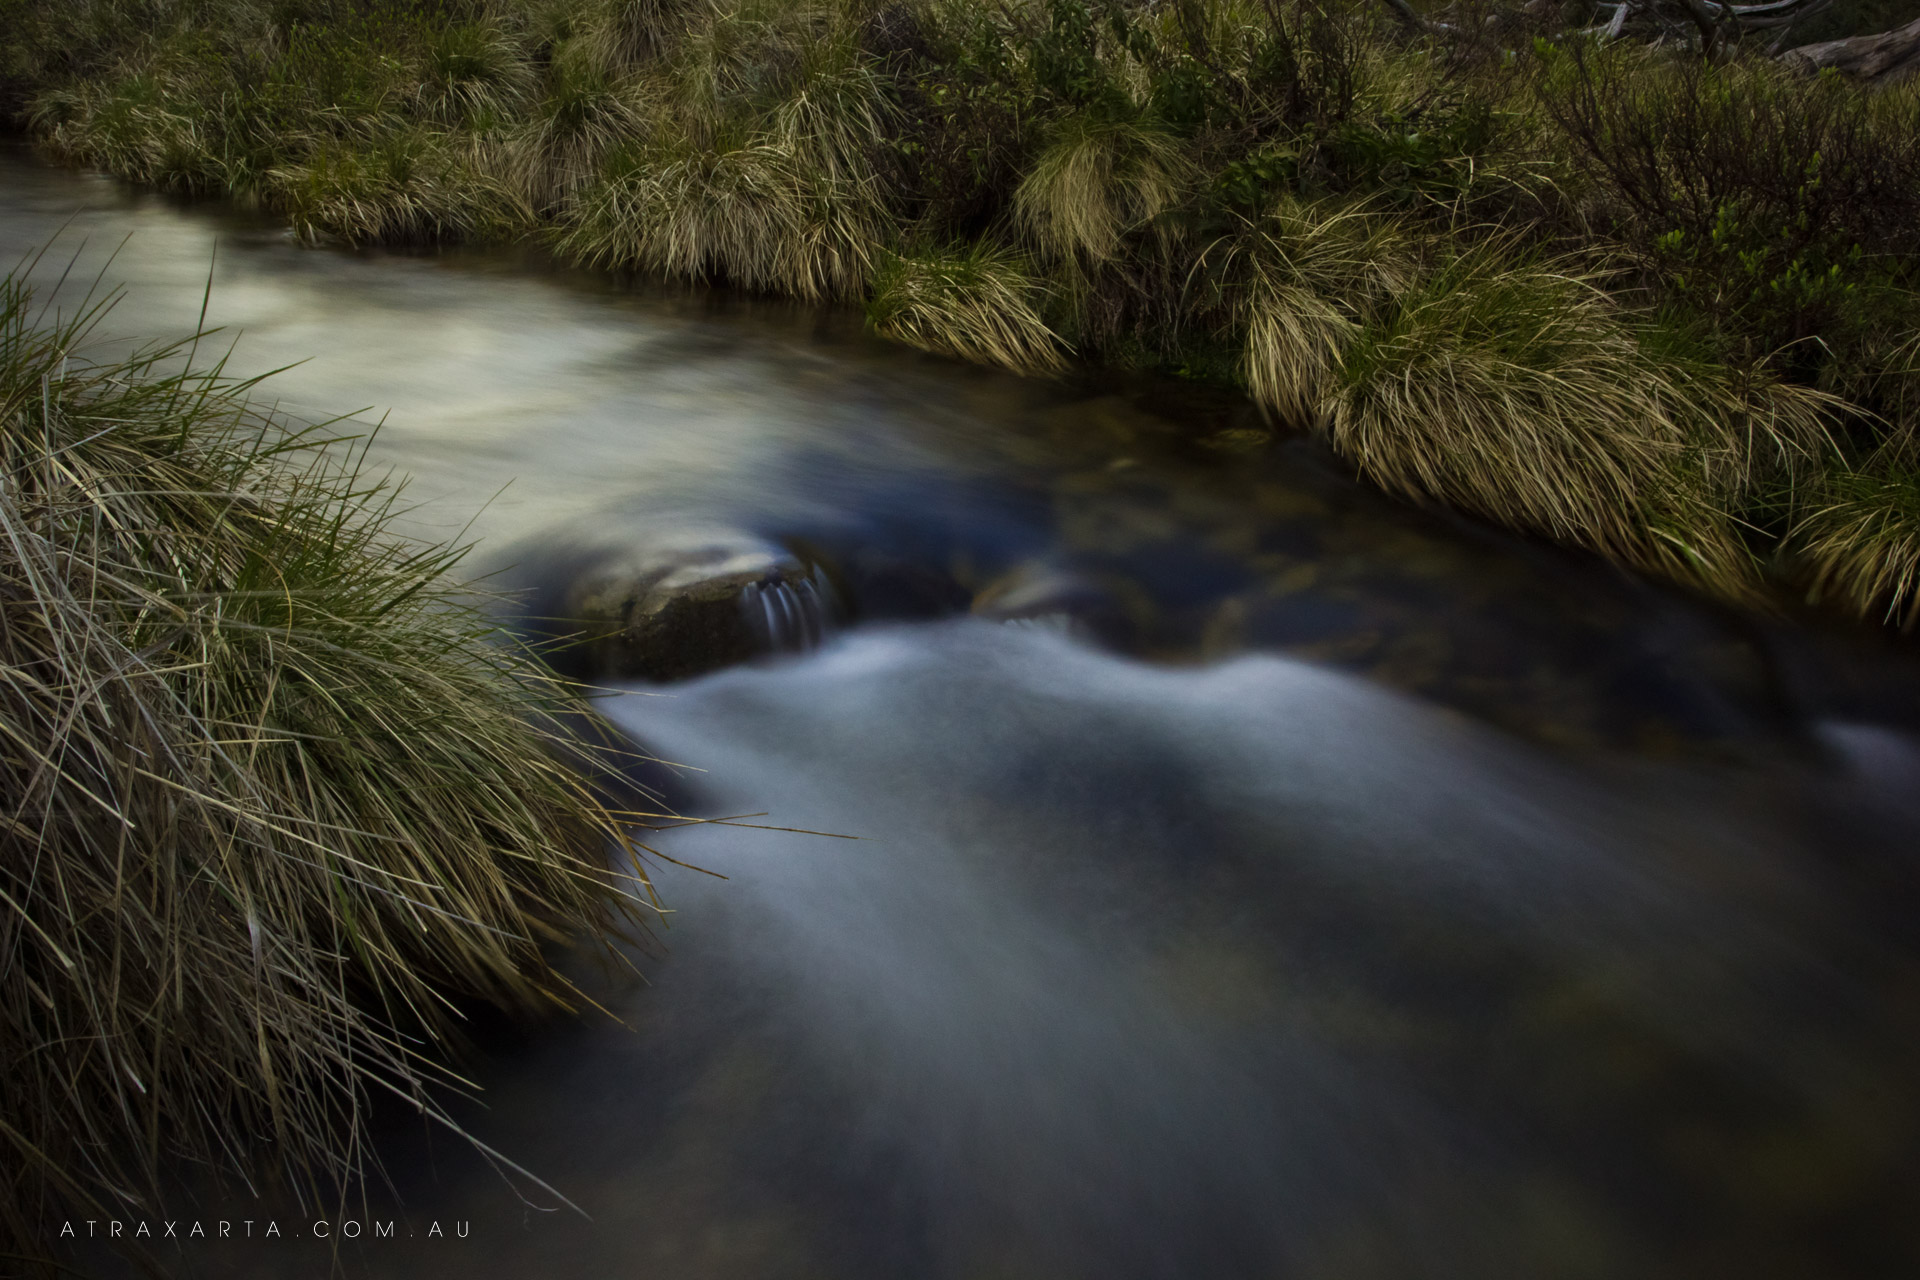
[1545,45,1920,389]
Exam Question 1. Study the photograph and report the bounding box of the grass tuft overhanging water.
[0,260,659,1272]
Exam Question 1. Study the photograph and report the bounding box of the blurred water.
[0,146,1066,555]
[9,148,1920,1279]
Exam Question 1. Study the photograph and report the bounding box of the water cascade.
[742,567,836,653]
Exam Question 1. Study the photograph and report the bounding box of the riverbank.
[6,0,1920,627]
[0,267,654,1274]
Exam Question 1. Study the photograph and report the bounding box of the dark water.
[8,147,1920,1280]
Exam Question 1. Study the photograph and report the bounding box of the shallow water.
[8,147,1920,1279]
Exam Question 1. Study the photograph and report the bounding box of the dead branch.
[1781,16,1920,82]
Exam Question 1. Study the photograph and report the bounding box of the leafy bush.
[1545,44,1920,391]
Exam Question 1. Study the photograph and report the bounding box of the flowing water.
[8,147,1920,1280]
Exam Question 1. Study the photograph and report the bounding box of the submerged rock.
[564,534,832,681]
[972,560,1144,649]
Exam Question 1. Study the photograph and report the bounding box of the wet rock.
[564,535,829,681]
[972,561,1144,649]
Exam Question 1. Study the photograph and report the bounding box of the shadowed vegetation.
[1794,446,1920,629]
[868,243,1068,374]
[8,0,1920,626]
[0,268,658,1271]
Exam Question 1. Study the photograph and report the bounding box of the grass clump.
[868,244,1069,375]
[0,268,655,1269]
[418,16,536,126]
[29,54,229,192]
[1793,450,1920,629]
[508,39,654,211]
[15,0,1920,627]
[1194,195,1417,426]
[1015,113,1194,266]
[559,132,882,300]
[1326,249,1834,591]
[270,127,531,245]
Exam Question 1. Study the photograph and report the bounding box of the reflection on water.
[9,148,1920,1279]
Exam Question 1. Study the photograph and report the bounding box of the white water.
[229,623,1911,1279]
[741,570,836,653]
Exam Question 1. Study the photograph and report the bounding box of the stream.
[8,146,1920,1280]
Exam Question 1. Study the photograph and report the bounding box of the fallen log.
[1780,16,1920,81]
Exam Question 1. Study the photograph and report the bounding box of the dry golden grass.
[1195,196,1418,427]
[30,70,222,192]
[558,135,881,298]
[270,128,531,246]
[1015,114,1193,266]
[417,17,537,127]
[507,39,654,210]
[1793,448,1920,629]
[867,244,1069,375]
[1324,246,1836,595]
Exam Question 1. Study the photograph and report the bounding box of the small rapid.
[741,569,836,653]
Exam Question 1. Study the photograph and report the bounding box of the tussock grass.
[508,42,654,210]
[576,0,701,69]
[559,135,880,299]
[1015,114,1193,266]
[1793,453,1920,629]
[767,43,894,188]
[868,244,1068,375]
[551,0,896,297]
[271,128,531,245]
[0,269,655,1266]
[419,19,537,128]
[1196,196,1417,426]
[1326,248,1836,591]
[31,68,223,192]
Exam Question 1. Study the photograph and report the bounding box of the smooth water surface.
[8,148,1920,1280]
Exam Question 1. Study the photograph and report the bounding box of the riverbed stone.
[564,536,820,681]
[972,561,1145,649]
